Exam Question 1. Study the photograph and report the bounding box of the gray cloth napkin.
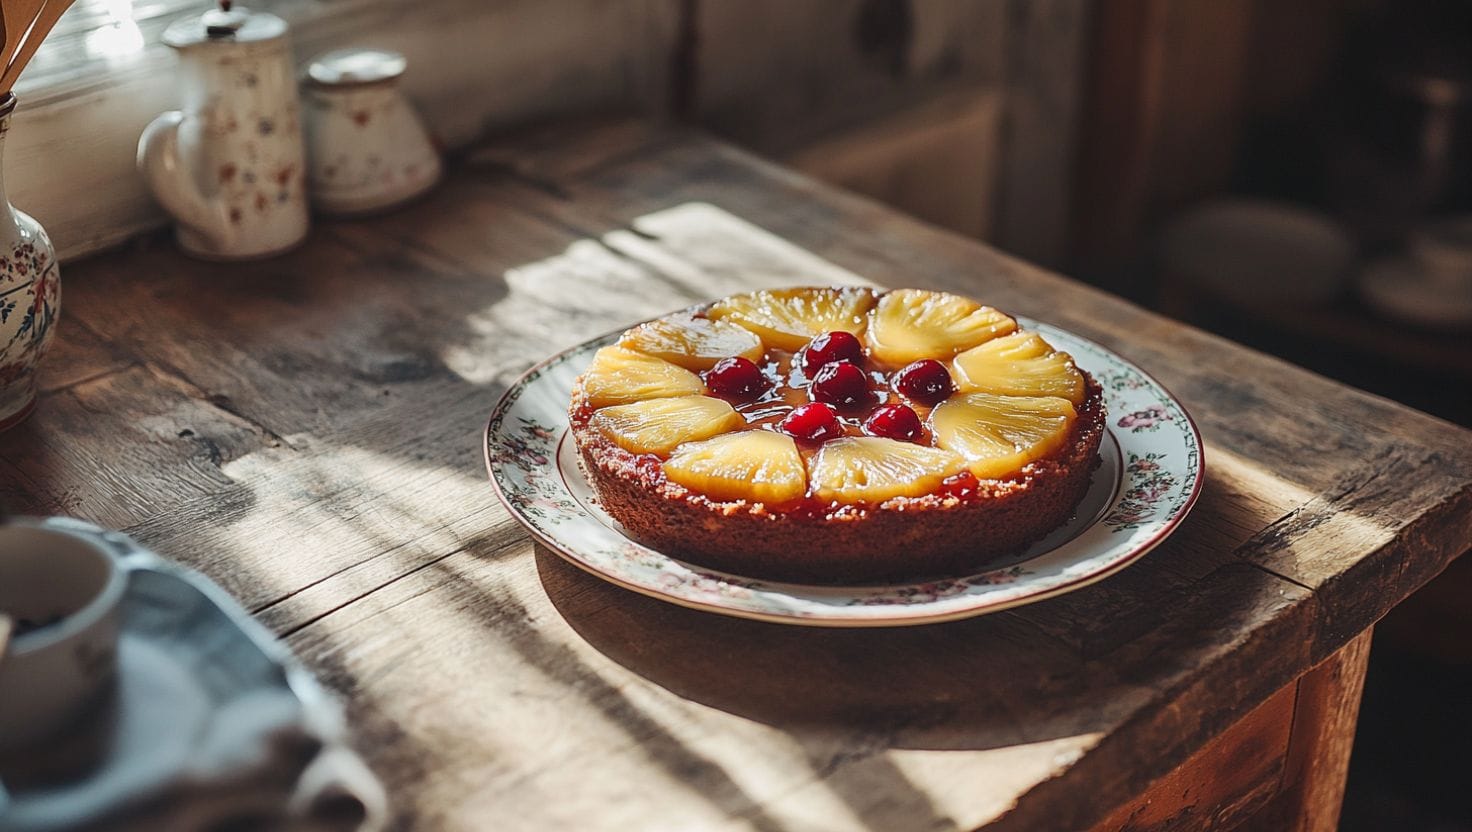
[0,530,386,832]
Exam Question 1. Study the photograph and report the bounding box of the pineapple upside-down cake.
[569,287,1106,584]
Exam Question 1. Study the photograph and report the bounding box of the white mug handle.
[136,111,232,248]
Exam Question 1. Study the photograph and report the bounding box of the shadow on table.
[418,539,961,832]
[536,544,1141,754]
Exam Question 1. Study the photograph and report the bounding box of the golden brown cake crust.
[571,377,1106,585]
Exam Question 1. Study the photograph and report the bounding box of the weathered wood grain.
[3,121,1469,831]
[1,363,271,529]
[34,313,136,395]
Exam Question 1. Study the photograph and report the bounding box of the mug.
[0,520,126,753]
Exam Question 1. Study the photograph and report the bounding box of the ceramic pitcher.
[0,93,60,431]
[137,4,309,260]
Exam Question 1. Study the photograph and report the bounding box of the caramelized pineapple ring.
[809,436,968,503]
[865,289,1016,365]
[930,392,1078,479]
[951,331,1086,405]
[590,396,744,455]
[664,430,807,504]
[619,312,764,371]
[579,346,705,409]
[709,286,877,351]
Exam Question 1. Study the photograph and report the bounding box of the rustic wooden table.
[4,121,1470,831]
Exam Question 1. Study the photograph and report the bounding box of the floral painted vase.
[0,94,61,431]
[137,4,308,260]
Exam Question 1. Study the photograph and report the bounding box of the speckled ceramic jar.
[303,48,442,216]
[0,94,61,432]
[137,5,309,260]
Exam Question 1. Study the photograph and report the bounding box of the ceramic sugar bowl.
[0,94,61,432]
[138,3,309,260]
[302,48,441,215]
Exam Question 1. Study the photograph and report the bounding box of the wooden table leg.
[1086,628,1374,832]
[1275,628,1375,832]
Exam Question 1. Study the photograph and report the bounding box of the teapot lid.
[305,49,408,87]
[162,2,287,49]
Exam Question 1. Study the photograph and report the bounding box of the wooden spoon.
[1,0,73,93]
[0,0,45,83]
[0,6,9,84]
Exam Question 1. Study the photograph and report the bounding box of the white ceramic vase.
[0,93,61,432]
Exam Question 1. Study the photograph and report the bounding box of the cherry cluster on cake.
[702,329,961,445]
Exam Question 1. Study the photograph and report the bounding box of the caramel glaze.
[727,345,982,506]
[736,346,925,437]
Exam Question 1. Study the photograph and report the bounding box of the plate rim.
[484,316,1205,627]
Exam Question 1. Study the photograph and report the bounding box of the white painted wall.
[8,0,1088,264]
[9,0,677,259]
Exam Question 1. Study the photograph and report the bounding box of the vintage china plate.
[485,318,1203,627]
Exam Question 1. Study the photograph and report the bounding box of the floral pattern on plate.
[485,316,1203,626]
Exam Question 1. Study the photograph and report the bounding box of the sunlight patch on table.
[622,201,874,289]
[1208,445,1394,584]
[440,202,873,385]
[886,735,1104,828]
[210,439,513,625]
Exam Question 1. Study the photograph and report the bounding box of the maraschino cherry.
[800,330,863,372]
[893,359,953,404]
[779,402,844,443]
[704,356,766,400]
[863,404,922,441]
[809,361,869,407]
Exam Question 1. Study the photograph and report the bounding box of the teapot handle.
[137,111,232,247]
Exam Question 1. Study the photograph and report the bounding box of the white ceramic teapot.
[137,3,309,260]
